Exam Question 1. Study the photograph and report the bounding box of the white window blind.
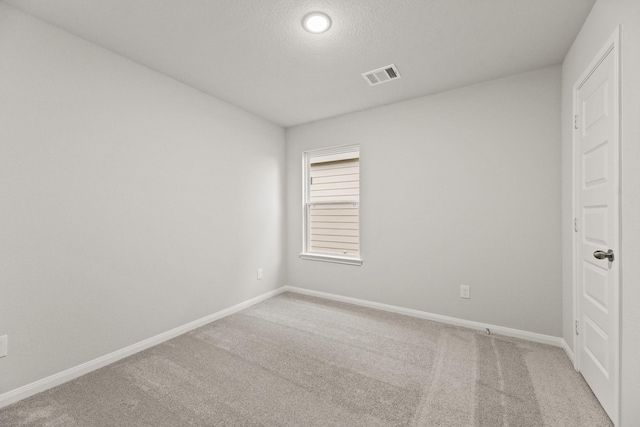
[303,147,360,262]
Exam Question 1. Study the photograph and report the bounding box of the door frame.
[571,25,621,425]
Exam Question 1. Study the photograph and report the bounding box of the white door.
[574,29,620,424]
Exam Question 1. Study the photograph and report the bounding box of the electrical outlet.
[460,285,470,299]
[257,268,263,280]
[0,335,7,358]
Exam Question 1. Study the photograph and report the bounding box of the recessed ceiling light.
[302,12,331,33]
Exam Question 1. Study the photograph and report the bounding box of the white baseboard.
[0,286,286,410]
[561,339,577,367]
[284,286,565,348]
[1,285,572,410]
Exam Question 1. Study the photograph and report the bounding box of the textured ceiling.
[1,0,595,127]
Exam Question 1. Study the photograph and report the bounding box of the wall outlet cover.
[460,285,470,299]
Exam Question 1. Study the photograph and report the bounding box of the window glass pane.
[309,203,359,256]
[310,158,359,203]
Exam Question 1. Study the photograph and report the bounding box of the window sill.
[299,253,363,266]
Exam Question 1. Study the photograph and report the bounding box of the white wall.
[0,5,285,395]
[561,1,640,425]
[287,66,562,337]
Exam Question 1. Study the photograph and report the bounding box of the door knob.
[593,249,614,262]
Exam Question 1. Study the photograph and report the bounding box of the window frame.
[299,144,362,266]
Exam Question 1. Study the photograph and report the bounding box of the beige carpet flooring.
[0,292,612,426]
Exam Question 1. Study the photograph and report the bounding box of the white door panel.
[574,29,620,425]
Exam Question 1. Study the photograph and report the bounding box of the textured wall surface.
[0,5,285,395]
[561,1,640,424]
[287,66,562,337]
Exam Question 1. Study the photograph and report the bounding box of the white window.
[300,145,362,265]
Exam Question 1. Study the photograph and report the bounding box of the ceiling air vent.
[362,64,401,86]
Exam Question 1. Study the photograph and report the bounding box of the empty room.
[1,0,639,426]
